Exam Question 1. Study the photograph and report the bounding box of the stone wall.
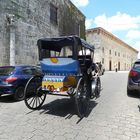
[0,1,10,65]
[0,0,85,65]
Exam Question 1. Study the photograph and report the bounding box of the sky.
[71,0,140,58]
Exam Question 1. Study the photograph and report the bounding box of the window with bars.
[102,58,104,64]
[109,50,111,55]
[102,47,104,53]
[118,52,120,57]
[75,22,80,36]
[50,3,58,25]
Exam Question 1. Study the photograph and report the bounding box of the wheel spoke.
[35,97,38,107]
[40,95,44,101]
[24,76,46,110]
[28,97,35,106]
[75,78,89,118]
[32,97,36,108]
[37,97,41,106]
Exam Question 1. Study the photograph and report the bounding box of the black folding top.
[37,35,94,52]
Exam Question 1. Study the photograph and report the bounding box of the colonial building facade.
[86,27,138,71]
[0,0,85,65]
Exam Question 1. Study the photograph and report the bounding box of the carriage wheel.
[24,75,46,110]
[75,77,89,118]
[94,77,101,97]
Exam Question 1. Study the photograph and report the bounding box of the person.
[98,62,102,70]
[95,62,102,75]
[92,63,99,73]
[115,68,118,72]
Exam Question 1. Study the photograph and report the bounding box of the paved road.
[0,72,140,140]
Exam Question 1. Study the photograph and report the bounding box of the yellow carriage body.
[42,75,77,92]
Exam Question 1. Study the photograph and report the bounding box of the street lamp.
[6,14,16,65]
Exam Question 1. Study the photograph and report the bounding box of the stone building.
[86,27,138,71]
[0,0,85,66]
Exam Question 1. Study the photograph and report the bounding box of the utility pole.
[6,14,16,65]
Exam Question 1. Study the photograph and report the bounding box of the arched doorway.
[109,60,112,71]
[118,62,120,71]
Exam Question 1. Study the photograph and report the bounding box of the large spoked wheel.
[24,75,46,110]
[94,77,101,98]
[75,77,89,118]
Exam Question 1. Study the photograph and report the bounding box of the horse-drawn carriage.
[24,36,101,118]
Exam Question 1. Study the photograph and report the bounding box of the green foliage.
[59,3,85,39]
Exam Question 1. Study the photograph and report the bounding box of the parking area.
[0,72,140,140]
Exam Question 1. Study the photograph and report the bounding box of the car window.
[133,62,140,69]
[22,68,33,75]
[0,67,15,76]
[31,67,42,75]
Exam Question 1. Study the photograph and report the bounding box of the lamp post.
[6,14,16,65]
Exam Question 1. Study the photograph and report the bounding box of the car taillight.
[129,70,138,77]
[4,77,18,83]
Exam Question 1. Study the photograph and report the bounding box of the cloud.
[134,41,140,49]
[94,12,140,32]
[126,30,140,40]
[85,19,94,29]
[71,0,89,7]
[86,12,140,58]
[125,30,140,57]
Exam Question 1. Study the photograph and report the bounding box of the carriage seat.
[78,55,92,68]
[68,55,92,68]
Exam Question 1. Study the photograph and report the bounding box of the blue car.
[0,65,42,101]
[127,60,140,96]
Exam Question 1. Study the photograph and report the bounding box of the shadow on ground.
[127,91,140,112]
[0,95,17,103]
[38,97,98,120]
[127,91,140,98]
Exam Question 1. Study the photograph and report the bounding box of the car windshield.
[133,62,140,69]
[50,46,73,58]
[41,45,73,59]
[0,67,15,76]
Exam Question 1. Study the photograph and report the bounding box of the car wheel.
[14,86,25,101]
[127,88,133,96]
[95,77,101,98]
[102,70,104,75]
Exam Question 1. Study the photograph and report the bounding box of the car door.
[31,67,43,76]
[20,67,33,84]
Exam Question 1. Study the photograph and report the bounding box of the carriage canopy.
[37,35,94,52]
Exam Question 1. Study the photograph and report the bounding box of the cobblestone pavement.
[0,72,140,140]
